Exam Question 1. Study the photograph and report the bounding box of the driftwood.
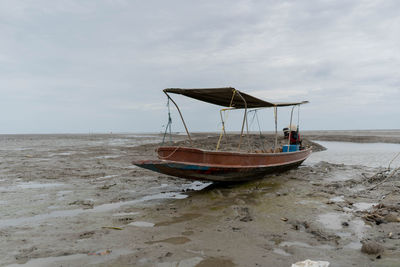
[361,203,400,225]
[365,152,400,191]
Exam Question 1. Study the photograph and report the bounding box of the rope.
[364,152,400,191]
[388,152,400,169]
[247,109,265,151]
[248,109,262,136]
[162,98,172,145]
[255,111,262,136]
[216,90,237,151]
[158,146,182,160]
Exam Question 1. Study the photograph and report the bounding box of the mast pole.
[297,105,300,131]
[163,91,193,145]
[287,105,295,147]
[216,109,226,151]
[274,106,278,152]
[236,91,249,151]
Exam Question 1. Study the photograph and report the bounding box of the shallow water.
[307,141,400,168]
[317,212,370,240]
[129,221,155,227]
[6,249,133,267]
[0,134,211,231]
[0,191,196,228]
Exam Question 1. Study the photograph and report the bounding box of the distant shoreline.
[1,130,400,144]
[1,129,400,136]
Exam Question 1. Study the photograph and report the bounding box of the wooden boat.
[133,87,311,182]
[134,146,311,182]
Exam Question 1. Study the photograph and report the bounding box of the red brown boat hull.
[133,147,312,182]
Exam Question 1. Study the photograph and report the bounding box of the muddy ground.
[0,132,399,266]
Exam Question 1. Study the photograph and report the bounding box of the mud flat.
[303,129,400,144]
[1,131,400,266]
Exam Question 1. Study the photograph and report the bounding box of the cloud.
[0,0,399,133]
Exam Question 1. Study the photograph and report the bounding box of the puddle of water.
[99,175,118,180]
[0,182,65,192]
[57,190,73,196]
[48,152,74,157]
[296,200,321,205]
[35,193,49,200]
[329,196,345,202]
[6,249,133,267]
[343,241,362,250]
[352,202,377,211]
[280,241,312,248]
[17,182,64,189]
[112,212,140,217]
[157,257,203,267]
[318,213,369,239]
[94,155,120,159]
[280,241,334,250]
[56,190,73,200]
[349,218,370,239]
[155,213,201,227]
[146,236,191,245]
[125,165,137,169]
[6,253,88,267]
[129,221,154,227]
[0,192,188,228]
[307,141,400,168]
[317,213,344,230]
[272,248,291,256]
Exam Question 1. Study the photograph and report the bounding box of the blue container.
[282,145,299,152]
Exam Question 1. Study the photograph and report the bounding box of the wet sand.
[1,131,400,266]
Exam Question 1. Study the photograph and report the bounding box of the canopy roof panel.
[164,87,308,109]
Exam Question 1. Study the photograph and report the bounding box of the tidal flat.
[0,131,399,266]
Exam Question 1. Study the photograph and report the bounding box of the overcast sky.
[1,0,399,134]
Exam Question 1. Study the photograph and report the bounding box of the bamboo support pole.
[287,106,296,147]
[236,91,249,151]
[274,106,278,152]
[164,92,193,145]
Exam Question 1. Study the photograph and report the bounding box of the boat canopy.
[164,87,308,109]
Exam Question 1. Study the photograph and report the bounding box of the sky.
[1,0,399,134]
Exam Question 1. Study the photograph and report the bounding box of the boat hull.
[133,147,312,182]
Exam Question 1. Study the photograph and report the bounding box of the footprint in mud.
[145,236,191,245]
[232,206,253,222]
